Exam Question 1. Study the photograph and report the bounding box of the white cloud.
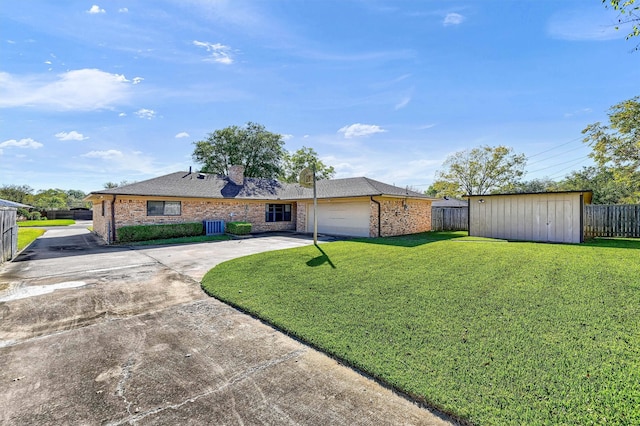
[119,112,127,117]
[338,123,387,139]
[0,69,134,111]
[119,8,129,13]
[55,131,88,141]
[564,108,593,118]
[0,138,44,149]
[442,13,465,27]
[418,123,436,130]
[87,5,105,14]
[281,134,293,141]
[395,96,411,110]
[175,132,190,138]
[547,7,631,41]
[81,149,123,159]
[78,149,176,176]
[193,40,234,64]
[132,77,144,85]
[443,13,464,26]
[135,108,156,119]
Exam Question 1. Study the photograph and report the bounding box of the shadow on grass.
[582,237,640,250]
[306,244,337,268]
[355,231,469,248]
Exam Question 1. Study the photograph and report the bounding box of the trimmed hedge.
[117,222,204,243]
[226,221,252,235]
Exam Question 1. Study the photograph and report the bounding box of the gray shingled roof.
[89,171,431,201]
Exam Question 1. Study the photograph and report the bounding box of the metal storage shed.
[468,191,593,243]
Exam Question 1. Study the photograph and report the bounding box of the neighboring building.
[0,199,32,209]
[84,166,434,244]
[431,198,468,231]
[468,191,593,243]
[431,197,468,208]
[0,198,22,263]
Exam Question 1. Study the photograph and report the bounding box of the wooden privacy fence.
[45,209,93,220]
[432,207,468,231]
[584,204,640,238]
[1,207,18,263]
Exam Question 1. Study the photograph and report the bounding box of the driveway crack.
[115,355,137,416]
[106,349,306,425]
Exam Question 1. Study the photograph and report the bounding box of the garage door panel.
[307,202,370,237]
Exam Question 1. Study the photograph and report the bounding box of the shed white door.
[537,200,574,243]
[307,202,370,237]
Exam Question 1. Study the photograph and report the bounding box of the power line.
[527,136,584,159]
[527,145,590,167]
[525,154,591,175]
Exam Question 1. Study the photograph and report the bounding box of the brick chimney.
[228,165,245,185]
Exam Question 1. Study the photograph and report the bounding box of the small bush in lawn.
[117,222,204,243]
[28,211,43,220]
[226,221,251,235]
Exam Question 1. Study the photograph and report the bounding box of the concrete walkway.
[0,223,455,425]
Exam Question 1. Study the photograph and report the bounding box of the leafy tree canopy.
[582,96,640,203]
[557,166,636,204]
[31,189,68,210]
[103,180,134,189]
[604,0,640,43]
[0,184,34,204]
[435,145,527,196]
[0,185,89,209]
[280,147,335,183]
[192,122,285,179]
[425,180,464,198]
[500,177,560,194]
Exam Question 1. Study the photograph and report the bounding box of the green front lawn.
[17,228,46,250]
[201,232,640,425]
[17,219,75,227]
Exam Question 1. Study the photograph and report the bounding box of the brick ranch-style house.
[85,166,434,244]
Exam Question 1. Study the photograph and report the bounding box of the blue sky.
[1,1,638,193]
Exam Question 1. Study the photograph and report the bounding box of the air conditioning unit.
[204,220,225,236]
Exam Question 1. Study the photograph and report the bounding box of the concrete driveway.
[0,222,454,425]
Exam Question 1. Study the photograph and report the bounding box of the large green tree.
[65,189,90,209]
[31,189,68,210]
[434,145,527,196]
[0,184,34,204]
[557,166,633,204]
[280,147,335,183]
[582,96,640,203]
[500,177,560,194]
[192,122,285,179]
[425,180,463,198]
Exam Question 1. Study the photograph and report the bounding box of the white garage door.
[307,202,370,237]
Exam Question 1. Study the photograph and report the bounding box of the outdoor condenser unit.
[204,220,225,236]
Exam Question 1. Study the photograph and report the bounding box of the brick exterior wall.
[376,198,432,237]
[92,196,296,243]
[296,201,308,233]
[91,195,431,243]
[92,199,112,242]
